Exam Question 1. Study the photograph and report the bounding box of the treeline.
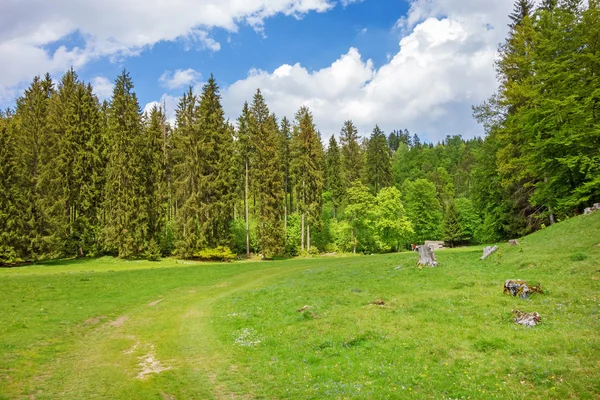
[0,0,598,263]
[474,0,600,239]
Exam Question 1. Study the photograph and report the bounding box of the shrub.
[196,246,236,262]
[145,239,162,261]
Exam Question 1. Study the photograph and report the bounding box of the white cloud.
[159,69,202,90]
[143,94,179,125]
[216,0,513,141]
[91,76,113,100]
[0,0,337,103]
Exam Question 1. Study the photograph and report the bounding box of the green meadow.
[1,212,599,399]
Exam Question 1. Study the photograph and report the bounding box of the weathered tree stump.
[508,239,519,246]
[503,279,543,299]
[513,309,541,327]
[417,245,438,267]
[480,245,498,260]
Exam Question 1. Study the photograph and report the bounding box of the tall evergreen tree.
[102,70,147,258]
[340,120,363,187]
[278,117,292,232]
[325,135,344,219]
[365,125,392,193]
[250,90,285,258]
[291,106,324,252]
[236,102,253,256]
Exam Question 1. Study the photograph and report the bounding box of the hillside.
[0,212,598,399]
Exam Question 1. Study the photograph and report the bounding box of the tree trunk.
[301,211,305,252]
[417,245,438,267]
[245,159,250,257]
[352,228,356,254]
[480,245,498,260]
[307,223,311,253]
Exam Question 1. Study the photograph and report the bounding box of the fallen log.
[417,245,438,267]
[480,245,498,260]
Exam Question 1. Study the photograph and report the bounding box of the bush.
[145,239,162,261]
[195,246,236,262]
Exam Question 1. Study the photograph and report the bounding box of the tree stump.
[503,279,543,299]
[417,245,438,267]
[513,310,541,327]
[508,239,519,246]
[480,245,498,260]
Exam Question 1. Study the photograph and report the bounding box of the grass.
[1,213,599,399]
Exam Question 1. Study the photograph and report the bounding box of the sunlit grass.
[1,213,599,399]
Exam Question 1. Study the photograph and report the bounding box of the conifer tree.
[278,117,292,231]
[236,102,253,256]
[194,75,235,248]
[325,135,344,219]
[172,87,200,257]
[11,74,54,259]
[365,125,392,193]
[443,200,462,247]
[102,70,147,258]
[340,120,363,187]
[0,110,25,263]
[250,90,285,258]
[291,106,324,253]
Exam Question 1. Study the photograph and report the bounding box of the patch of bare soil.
[85,316,107,325]
[148,299,164,307]
[161,393,175,400]
[109,316,129,327]
[137,346,172,379]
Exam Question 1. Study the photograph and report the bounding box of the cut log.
[513,309,541,327]
[584,207,593,215]
[508,239,519,246]
[417,245,438,267]
[480,245,498,260]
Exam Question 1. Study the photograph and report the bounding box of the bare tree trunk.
[301,212,305,252]
[284,202,287,235]
[307,223,311,253]
[352,228,356,254]
[245,159,250,257]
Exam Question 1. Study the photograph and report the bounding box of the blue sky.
[0,0,514,142]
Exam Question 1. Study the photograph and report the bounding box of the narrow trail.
[24,262,314,400]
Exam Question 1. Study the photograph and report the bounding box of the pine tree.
[365,125,392,193]
[11,74,54,260]
[173,87,200,257]
[340,120,363,187]
[325,135,344,219]
[291,106,324,253]
[194,75,235,249]
[102,70,147,258]
[509,0,535,27]
[0,109,25,263]
[250,90,285,258]
[443,200,463,247]
[278,117,292,231]
[236,102,253,256]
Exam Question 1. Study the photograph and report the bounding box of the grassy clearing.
[1,213,599,399]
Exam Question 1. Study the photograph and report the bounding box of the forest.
[0,0,598,263]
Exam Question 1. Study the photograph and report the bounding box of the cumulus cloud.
[0,0,336,103]
[91,76,113,100]
[216,0,514,141]
[159,69,202,90]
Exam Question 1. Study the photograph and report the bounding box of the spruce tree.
[278,117,292,231]
[291,106,324,253]
[102,70,147,258]
[236,102,253,256]
[12,74,54,260]
[250,90,285,258]
[443,200,463,247]
[340,120,363,187]
[172,87,200,257]
[325,135,344,219]
[365,125,392,193]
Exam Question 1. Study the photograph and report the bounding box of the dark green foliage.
[102,70,147,258]
[443,200,462,247]
[340,120,363,186]
[325,135,344,218]
[250,90,285,258]
[145,238,162,261]
[365,125,392,194]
